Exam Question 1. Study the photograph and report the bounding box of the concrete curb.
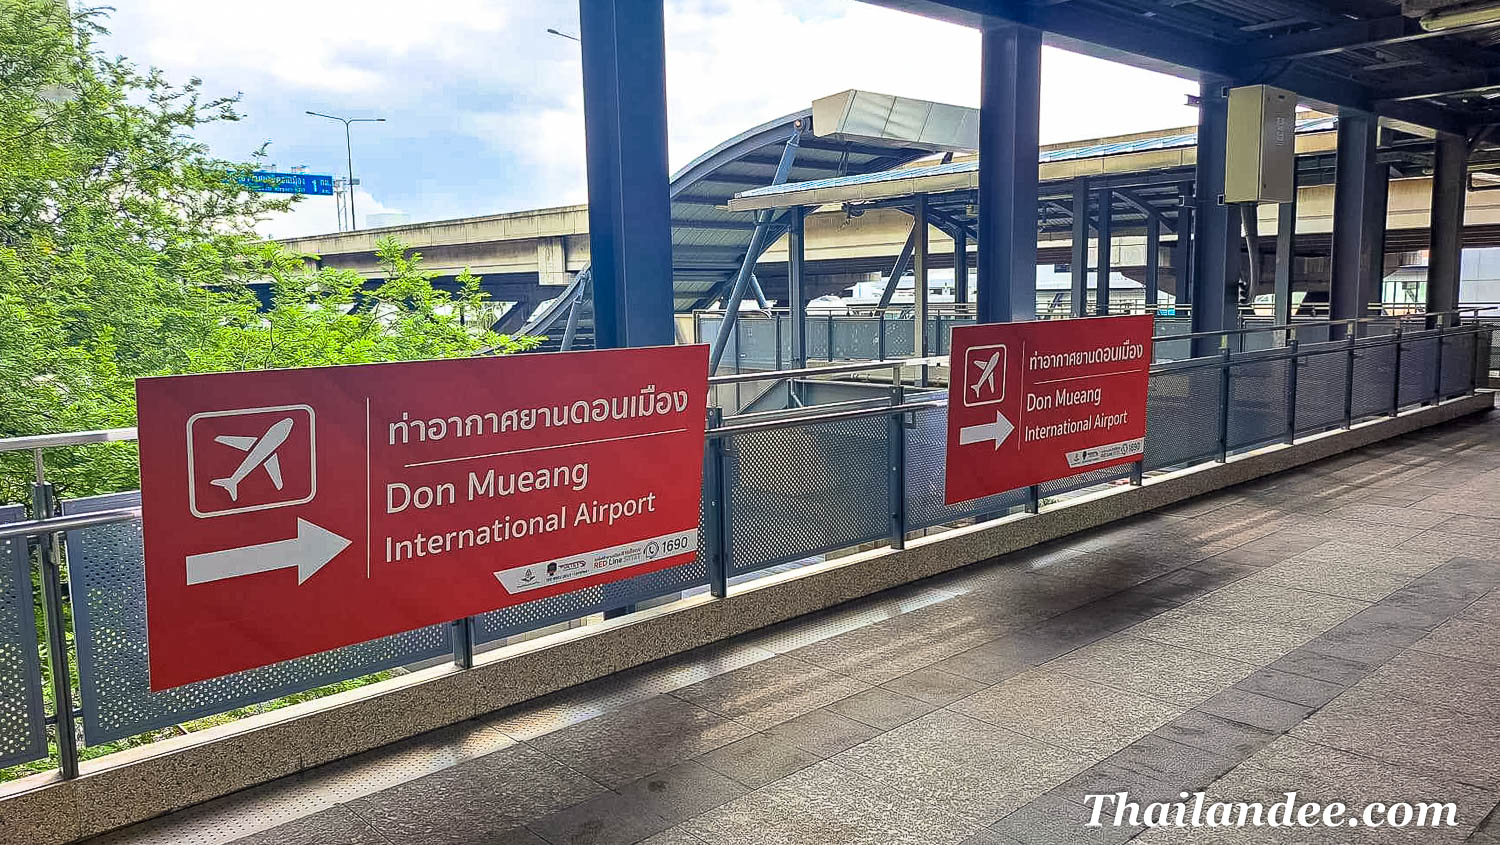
[2,392,1491,844]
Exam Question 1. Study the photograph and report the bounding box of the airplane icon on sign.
[971,351,1001,399]
[211,417,294,502]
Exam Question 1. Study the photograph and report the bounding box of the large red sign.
[138,346,708,689]
[944,316,1152,505]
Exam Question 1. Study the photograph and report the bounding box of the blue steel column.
[914,194,929,356]
[1071,178,1089,317]
[1191,78,1238,357]
[954,229,968,305]
[1095,187,1113,316]
[1145,215,1160,308]
[579,0,673,349]
[976,23,1041,324]
[788,205,807,368]
[1330,108,1382,331]
[1427,133,1468,317]
[1175,184,1194,305]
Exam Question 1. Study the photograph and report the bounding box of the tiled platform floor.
[95,411,1500,844]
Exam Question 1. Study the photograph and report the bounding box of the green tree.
[0,1,539,504]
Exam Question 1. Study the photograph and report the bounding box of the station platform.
[93,411,1500,845]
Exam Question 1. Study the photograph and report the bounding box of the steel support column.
[1175,184,1194,305]
[1145,215,1160,308]
[1071,178,1089,317]
[976,23,1041,324]
[1191,79,1238,357]
[914,194,930,357]
[1095,187,1113,316]
[1427,133,1468,316]
[1274,184,1297,327]
[954,228,969,305]
[1330,109,1383,330]
[579,0,673,349]
[877,222,919,310]
[788,205,807,368]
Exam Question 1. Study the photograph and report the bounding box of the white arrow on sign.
[185,518,350,586]
[958,410,1015,450]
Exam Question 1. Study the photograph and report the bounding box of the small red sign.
[944,316,1152,505]
[138,346,708,689]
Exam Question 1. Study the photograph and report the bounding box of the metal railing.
[0,317,1488,783]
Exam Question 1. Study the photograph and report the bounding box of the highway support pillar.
[1274,178,1297,328]
[1095,187,1113,316]
[1427,133,1468,319]
[976,23,1041,324]
[579,0,674,350]
[1330,108,1385,336]
[1191,78,1239,358]
[788,205,807,368]
[1070,178,1089,317]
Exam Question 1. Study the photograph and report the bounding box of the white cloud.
[256,190,404,240]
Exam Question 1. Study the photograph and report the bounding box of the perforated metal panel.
[1037,463,1133,498]
[1293,347,1347,434]
[1398,336,1438,408]
[831,318,880,360]
[1440,332,1475,398]
[0,504,46,768]
[808,316,833,361]
[884,319,915,358]
[903,398,1026,530]
[1226,355,1290,451]
[63,492,451,744]
[725,414,890,575]
[1350,343,1397,421]
[737,318,780,369]
[1144,364,1222,470]
[471,501,708,645]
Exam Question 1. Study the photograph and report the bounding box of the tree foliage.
[0,1,539,504]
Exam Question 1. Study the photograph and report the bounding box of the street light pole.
[306,111,385,231]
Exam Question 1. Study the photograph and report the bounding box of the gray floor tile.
[1264,645,1378,687]
[1196,687,1313,733]
[638,831,709,845]
[786,602,1016,685]
[679,760,982,845]
[1412,617,1500,666]
[758,707,881,758]
[990,792,1141,845]
[694,732,821,788]
[613,761,748,822]
[529,696,751,788]
[832,709,1095,825]
[951,668,1183,760]
[527,790,671,845]
[346,744,605,844]
[824,685,936,730]
[1094,733,1237,793]
[1044,634,1258,707]
[1290,686,1500,788]
[1153,711,1275,762]
[880,665,988,705]
[931,626,1101,684]
[1127,607,1313,665]
[232,807,390,845]
[670,654,869,731]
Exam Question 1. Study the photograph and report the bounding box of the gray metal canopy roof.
[867,0,1500,137]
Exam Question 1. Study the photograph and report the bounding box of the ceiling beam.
[1376,69,1500,103]
[1239,15,1500,61]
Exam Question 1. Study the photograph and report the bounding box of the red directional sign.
[137,346,708,689]
[944,316,1152,505]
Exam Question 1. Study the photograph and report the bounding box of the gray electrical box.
[1225,85,1296,203]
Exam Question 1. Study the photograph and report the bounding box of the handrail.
[0,507,141,541]
[709,400,942,438]
[709,356,945,385]
[0,428,138,455]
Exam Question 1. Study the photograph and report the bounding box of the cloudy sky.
[100,0,1200,239]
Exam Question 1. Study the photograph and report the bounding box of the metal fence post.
[450,618,474,669]
[1342,334,1356,428]
[878,317,887,361]
[1217,346,1231,462]
[704,408,729,598]
[1284,338,1299,444]
[827,314,835,361]
[774,316,783,372]
[1431,331,1444,405]
[886,374,907,550]
[1129,461,1143,486]
[1026,485,1041,514]
[31,472,79,780]
[1390,328,1403,417]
